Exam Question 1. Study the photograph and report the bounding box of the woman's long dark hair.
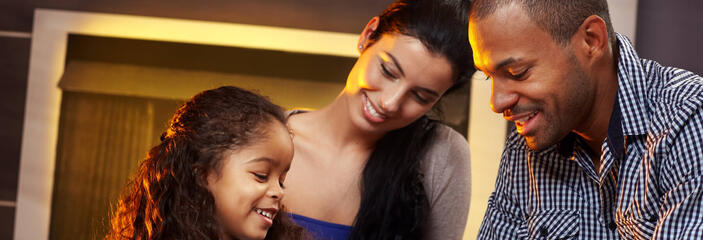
[350,0,473,239]
[106,86,307,240]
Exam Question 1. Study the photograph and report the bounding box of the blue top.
[290,213,352,240]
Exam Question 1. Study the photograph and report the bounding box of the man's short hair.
[470,0,616,47]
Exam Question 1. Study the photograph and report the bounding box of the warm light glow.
[379,51,392,63]
[356,67,371,90]
[66,10,360,57]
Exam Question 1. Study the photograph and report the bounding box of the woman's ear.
[358,17,379,53]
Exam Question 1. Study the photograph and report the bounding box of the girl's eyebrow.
[246,157,271,163]
[246,157,287,168]
[381,51,405,77]
[245,157,273,165]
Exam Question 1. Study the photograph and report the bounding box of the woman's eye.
[413,92,430,104]
[380,64,397,79]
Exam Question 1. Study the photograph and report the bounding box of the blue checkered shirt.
[477,34,703,239]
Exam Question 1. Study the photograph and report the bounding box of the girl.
[107,86,307,240]
[284,0,473,239]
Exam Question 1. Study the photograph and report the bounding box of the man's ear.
[574,15,609,61]
[358,17,379,53]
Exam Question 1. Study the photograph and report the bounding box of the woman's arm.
[422,125,472,239]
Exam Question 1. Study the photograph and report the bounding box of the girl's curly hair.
[106,86,307,240]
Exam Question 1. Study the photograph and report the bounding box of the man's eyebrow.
[496,58,518,70]
[475,58,519,73]
[382,51,406,77]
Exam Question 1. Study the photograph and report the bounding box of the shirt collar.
[554,34,641,158]
[607,95,625,160]
[615,33,650,136]
[556,102,625,161]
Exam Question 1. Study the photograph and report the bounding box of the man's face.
[469,3,595,151]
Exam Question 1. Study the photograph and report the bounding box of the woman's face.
[207,121,294,240]
[344,33,455,134]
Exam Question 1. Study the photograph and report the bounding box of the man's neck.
[575,45,620,173]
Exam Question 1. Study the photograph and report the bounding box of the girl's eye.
[279,181,286,189]
[380,64,397,79]
[253,173,267,181]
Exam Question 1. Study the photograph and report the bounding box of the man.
[469,0,703,239]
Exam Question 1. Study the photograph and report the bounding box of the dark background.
[1,0,702,238]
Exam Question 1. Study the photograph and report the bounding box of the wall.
[636,0,703,75]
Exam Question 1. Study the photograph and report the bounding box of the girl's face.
[344,32,455,134]
[207,121,294,240]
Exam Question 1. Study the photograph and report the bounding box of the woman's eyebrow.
[414,87,440,97]
[381,51,405,77]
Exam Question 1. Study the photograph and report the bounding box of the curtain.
[49,91,179,239]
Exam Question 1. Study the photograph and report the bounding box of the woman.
[283,0,473,239]
[107,86,308,240]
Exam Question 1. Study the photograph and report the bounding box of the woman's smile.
[362,92,387,123]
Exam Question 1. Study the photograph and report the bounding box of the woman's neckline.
[290,213,353,229]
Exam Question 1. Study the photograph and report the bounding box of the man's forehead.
[469,4,541,70]
[470,2,526,26]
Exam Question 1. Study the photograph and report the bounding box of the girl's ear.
[358,17,379,53]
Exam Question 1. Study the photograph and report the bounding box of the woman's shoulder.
[421,123,470,184]
[285,109,315,139]
[425,123,470,159]
[285,109,309,119]
[421,123,471,235]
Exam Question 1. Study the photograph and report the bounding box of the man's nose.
[490,78,518,114]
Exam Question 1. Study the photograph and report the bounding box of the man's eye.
[509,69,529,79]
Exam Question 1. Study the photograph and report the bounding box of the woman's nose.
[380,86,404,114]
